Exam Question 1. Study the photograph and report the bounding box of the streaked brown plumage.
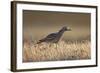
[37,26,71,44]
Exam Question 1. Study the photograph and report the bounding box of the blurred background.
[23,10,91,41]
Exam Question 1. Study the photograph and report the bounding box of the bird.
[37,26,71,44]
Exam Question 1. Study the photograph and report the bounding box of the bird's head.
[62,26,71,31]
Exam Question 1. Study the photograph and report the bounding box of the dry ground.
[23,40,91,62]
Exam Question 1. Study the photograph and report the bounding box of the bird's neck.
[58,29,65,35]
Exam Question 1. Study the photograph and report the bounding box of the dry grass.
[23,40,91,62]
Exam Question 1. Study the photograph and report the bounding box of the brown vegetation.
[23,40,91,62]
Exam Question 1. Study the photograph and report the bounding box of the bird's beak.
[67,28,71,31]
[66,27,71,31]
[67,27,71,31]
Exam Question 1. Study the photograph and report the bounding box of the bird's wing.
[45,33,57,40]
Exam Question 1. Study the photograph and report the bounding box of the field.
[23,39,91,62]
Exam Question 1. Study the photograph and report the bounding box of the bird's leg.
[49,43,52,47]
[54,43,58,49]
[56,43,58,49]
[56,43,57,49]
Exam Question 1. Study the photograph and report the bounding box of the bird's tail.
[36,39,44,44]
[36,41,42,44]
